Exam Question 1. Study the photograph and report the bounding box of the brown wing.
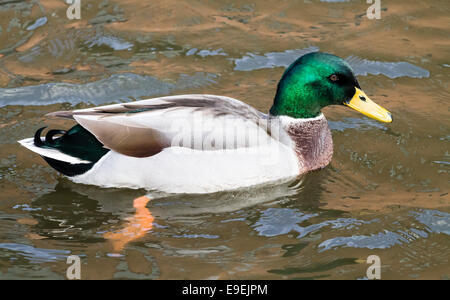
[73,115,170,157]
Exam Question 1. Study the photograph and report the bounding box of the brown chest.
[285,117,333,172]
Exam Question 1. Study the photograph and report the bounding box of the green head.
[270,52,392,122]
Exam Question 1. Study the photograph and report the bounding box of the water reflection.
[104,196,153,252]
[24,183,123,244]
[22,175,311,253]
[3,164,448,279]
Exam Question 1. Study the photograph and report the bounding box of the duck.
[19,52,392,194]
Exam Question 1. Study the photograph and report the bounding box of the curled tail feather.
[20,125,110,177]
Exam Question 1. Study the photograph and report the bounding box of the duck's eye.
[329,74,339,82]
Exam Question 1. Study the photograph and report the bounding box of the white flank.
[71,142,300,194]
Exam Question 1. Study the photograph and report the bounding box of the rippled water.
[0,0,448,279]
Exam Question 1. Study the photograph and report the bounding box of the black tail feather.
[45,129,67,144]
[34,127,47,147]
[32,125,109,177]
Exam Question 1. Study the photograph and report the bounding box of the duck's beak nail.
[344,87,393,123]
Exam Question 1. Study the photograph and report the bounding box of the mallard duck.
[19,52,392,194]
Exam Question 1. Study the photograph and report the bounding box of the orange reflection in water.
[104,196,153,252]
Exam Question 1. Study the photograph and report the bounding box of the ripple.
[186,48,227,57]
[233,47,319,71]
[253,208,317,237]
[173,234,220,239]
[318,209,450,252]
[26,17,47,31]
[233,47,429,78]
[432,161,450,166]
[0,243,70,263]
[328,117,387,132]
[345,56,430,79]
[85,34,134,51]
[413,209,450,235]
[318,230,408,251]
[0,72,217,107]
[253,208,375,238]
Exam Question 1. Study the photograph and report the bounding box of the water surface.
[0,0,448,279]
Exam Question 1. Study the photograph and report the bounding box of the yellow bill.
[344,87,392,123]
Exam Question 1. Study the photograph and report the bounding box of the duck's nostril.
[359,96,366,101]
